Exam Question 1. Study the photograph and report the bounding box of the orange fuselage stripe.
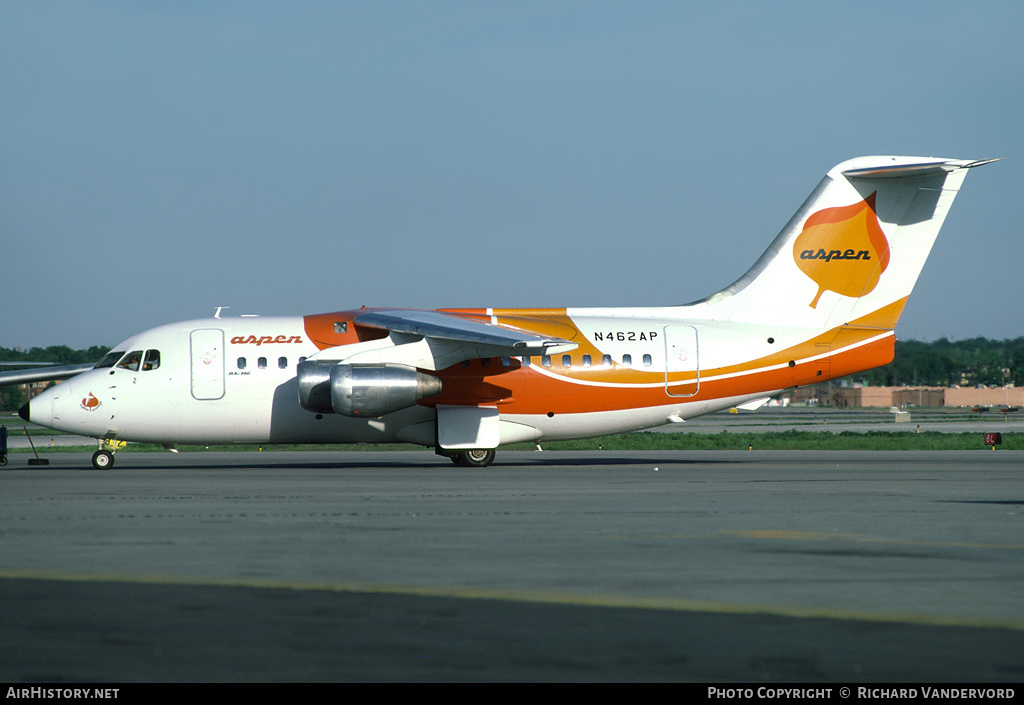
[302,307,896,416]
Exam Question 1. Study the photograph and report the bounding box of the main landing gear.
[447,448,497,467]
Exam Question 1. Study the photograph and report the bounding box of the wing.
[309,308,578,371]
[355,309,576,356]
[0,363,94,387]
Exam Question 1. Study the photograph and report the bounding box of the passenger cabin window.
[258,357,267,369]
[622,354,632,367]
[278,357,288,369]
[237,358,247,370]
[582,354,592,368]
[562,354,572,368]
[602,354,612,368]
[643,354,653,367]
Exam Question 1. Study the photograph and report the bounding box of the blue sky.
[3,1,1021,350]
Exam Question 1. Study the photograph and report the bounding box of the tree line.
[856,337,1024,388]
[1,344,109,411]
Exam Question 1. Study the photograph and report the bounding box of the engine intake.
[298,361,441,418]
[296,360,334,414]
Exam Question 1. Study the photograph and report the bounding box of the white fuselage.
[25,307,879,449]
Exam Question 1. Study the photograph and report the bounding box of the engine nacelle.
[297,360,442,418]
[331,363,442,417]
[296,360,334,414]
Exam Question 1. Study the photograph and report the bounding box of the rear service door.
[664,325,699,397]
[190,329,225,400]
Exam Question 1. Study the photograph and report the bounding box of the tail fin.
[699,156,995,331]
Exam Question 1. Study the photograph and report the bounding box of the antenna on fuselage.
[214,307,230,319]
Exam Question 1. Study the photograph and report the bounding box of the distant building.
[20,380,59,402]
[945,386,1024,408]
[893,387,946,408]
[819,385,1023,408]
[827,386,900,408]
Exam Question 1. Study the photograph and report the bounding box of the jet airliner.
[5,156,994,468]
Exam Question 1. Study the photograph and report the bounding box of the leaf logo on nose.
[793,192,890,308]
[81,393,101,411]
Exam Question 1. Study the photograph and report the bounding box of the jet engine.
[297,361,441,418]
[296,360,334,414]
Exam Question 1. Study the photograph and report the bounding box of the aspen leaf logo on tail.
[793,192,890,308]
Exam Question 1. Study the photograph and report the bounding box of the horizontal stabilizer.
[842,157,999,179]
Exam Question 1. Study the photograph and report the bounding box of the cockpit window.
[117,351,144,372]
[97,349,161,372]
[94,351,126,369]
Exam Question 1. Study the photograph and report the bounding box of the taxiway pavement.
[1,449,1022,682]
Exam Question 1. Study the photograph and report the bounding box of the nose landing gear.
[91,449,114,470]
[91,440,126,470]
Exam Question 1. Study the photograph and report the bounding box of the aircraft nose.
[19,384,56,430]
